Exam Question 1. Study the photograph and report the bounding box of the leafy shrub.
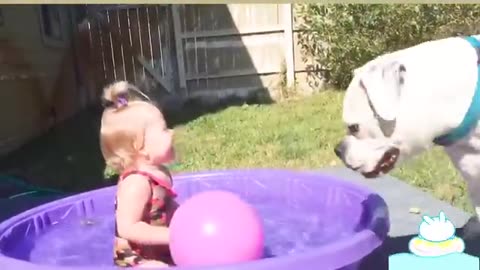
[295,4,480,89]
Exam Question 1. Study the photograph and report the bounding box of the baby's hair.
[101,81,151,109]
[99,81,157,173]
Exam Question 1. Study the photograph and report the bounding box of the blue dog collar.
[433,36,480,146]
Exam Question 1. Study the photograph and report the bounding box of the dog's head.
[335,58,433,178]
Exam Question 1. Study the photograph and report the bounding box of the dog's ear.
[361,61,406,121]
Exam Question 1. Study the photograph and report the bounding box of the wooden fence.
[82,4,306,103]
[84,5,176,99]
[172,4,295,100]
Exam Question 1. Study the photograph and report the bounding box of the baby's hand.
[418,211,455,242]
[138,260,169,268]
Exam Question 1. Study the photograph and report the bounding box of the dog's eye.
[348,124,359,134]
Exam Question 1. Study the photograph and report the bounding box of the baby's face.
[142,108,175,165]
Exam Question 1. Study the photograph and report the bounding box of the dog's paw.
[459,216,480,240]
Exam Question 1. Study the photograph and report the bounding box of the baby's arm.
[116,174,170,245]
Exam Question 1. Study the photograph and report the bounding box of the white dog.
[335,34,480,238]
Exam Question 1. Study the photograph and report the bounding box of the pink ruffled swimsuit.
[113,169,177,267]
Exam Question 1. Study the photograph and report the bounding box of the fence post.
[282,4,295,88]
[171,5,188,96]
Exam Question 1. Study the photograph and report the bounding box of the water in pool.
[27,203,353,266]
[29,215,115,266]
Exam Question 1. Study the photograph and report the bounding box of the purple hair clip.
[116,95,128,108]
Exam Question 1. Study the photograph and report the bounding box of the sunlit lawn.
[173,91,469,211]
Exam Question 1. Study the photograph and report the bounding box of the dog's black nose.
[334,142,345,158]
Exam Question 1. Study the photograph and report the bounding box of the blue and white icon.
[389,211,479,270]
[408,211,465,257]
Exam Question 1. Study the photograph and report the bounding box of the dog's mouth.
[362,147,400,178]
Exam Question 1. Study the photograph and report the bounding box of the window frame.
[37,5,69,48]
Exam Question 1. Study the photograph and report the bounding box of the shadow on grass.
[161,94,273,128]
[0,105,106,193]
[0,93,271,193]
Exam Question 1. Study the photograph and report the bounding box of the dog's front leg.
[444,140,480,240]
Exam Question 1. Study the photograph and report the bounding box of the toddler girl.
[100,81,178,268]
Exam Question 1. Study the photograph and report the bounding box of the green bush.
[295,4,480,89]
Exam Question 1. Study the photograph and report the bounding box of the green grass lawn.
[173,91,470,211]
[0,90,471,211]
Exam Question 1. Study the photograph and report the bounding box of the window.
[38,5,68,47]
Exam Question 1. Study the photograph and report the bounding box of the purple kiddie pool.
[0,169,389,270]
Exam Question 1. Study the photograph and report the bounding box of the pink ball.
[169,190,264,267]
